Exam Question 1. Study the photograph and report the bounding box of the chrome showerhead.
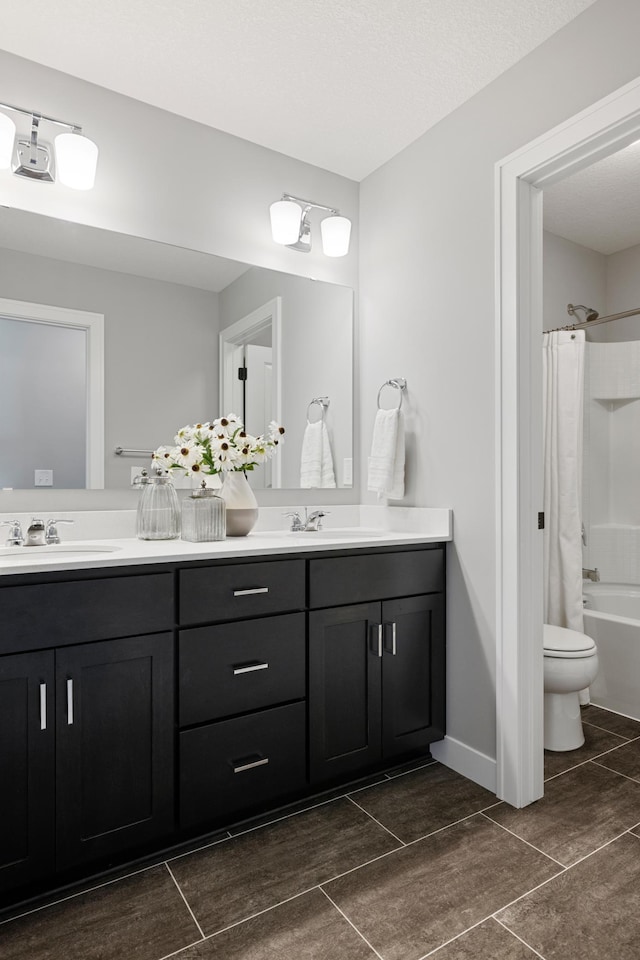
[567,303,599,323]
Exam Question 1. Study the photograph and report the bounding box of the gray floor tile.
[582,705,640,739]
[498,833,640,960]
[348,762,497,842]
[171,888,377,959]
[322,814,558,960]
[544,721,628,780]
[228,774,388,837]
[169,797,400,935]
[486,761,640,866]
[431,918,542,959]
[595,738,640,783]
[0,865,201,960]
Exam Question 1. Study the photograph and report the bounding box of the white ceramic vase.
[220,471,259,536]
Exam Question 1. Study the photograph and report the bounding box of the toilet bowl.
[543,624,599,752]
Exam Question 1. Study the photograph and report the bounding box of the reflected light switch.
[343,458,353,487]
[35,469,53,486]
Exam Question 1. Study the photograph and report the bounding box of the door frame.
[495,75,640,807]
[219,297,282,487]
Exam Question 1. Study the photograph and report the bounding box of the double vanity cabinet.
[0,540,446,904]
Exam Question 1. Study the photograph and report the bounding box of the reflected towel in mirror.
[367,408,405,500]
[300,420,336,488]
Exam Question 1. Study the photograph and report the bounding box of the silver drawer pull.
[384,621,397,656]
[232,756,270,774]
[66,678,74,725]
[370,623,383,658]
[233,662,269,675]
[39,682,47,731]
[233,587,269,597]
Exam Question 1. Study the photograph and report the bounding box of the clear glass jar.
[135,470,180,540]
[181,480,226,542]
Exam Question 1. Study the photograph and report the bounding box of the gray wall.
[220,268,353,488]
[543,231,606,334]
[359,0,640,763]
[0,247,219,487]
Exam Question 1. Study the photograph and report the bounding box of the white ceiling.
[0,0,596,181]
[544,140,640,255]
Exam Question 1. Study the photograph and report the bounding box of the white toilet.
[543,624,599,752]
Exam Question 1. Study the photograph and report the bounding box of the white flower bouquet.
[152,414,285,477]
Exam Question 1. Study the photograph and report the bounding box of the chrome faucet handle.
[0,519,24,546]
[283,511,304,532]
[45,518,75,544]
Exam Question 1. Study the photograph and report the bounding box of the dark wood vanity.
[0,542,445,906]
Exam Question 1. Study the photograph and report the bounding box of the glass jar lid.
[190,479,222,498]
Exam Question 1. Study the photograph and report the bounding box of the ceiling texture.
[0,0,596,181]
[544,140,640,255]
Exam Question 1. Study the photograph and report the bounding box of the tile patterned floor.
[2,707,640,960]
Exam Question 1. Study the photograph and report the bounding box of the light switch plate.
[34,469,53,486]
[343,458,353,486]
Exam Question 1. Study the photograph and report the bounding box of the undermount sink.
[0,543,123,561]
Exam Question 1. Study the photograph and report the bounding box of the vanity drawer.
[309,547,444,609]
[179,612,305,726]
[0,573,174,655]
[179,701,306,829]
[178,559,305,624]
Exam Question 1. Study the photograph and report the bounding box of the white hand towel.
[367,408,405,500]
[300,420,336,488]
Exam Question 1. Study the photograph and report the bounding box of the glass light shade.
[0,112,16,170]
[321,215,352,257]
[270,199,302,245]
[55,133,99,190]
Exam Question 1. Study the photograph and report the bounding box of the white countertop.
[0,507,452,577]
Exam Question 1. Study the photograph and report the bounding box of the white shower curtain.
[543,329,585,633]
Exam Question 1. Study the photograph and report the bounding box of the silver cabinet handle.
[232,756,269,774]
[233,661,269,675]
[66,678,74,725]
[39,682,47,731]
[384,621,397,656]
[233,587,269,597]
[370,623,383,657]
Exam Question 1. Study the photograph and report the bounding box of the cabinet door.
[0,651,55,893]
[309,602,381,783]
[381,594,445,758]
[55,634,174,871]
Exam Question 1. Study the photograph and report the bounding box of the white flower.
[154,413,285,476]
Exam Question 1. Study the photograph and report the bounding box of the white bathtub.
[583,582,640,722]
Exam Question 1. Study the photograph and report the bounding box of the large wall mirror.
[0,207,353,492]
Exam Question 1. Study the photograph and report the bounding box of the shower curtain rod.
[550,305,640,333]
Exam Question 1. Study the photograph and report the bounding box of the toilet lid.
[544,624,597,658]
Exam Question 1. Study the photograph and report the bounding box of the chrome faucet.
[45,518,75,544]
[582,567,600,582]
[0,520,24,546]
[25,519,47,546]
[284,508,329,532]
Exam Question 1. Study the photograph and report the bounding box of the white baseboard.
[430,735,497,794]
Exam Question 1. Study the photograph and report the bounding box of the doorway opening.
[496,76,640,807]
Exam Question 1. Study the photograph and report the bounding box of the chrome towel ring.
[307,396,330,423]
[377,378,407,410]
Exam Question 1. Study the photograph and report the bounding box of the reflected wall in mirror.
[0,208,353,491]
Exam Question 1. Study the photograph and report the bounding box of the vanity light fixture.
[269,193,351,257]
[0,100,98,190]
